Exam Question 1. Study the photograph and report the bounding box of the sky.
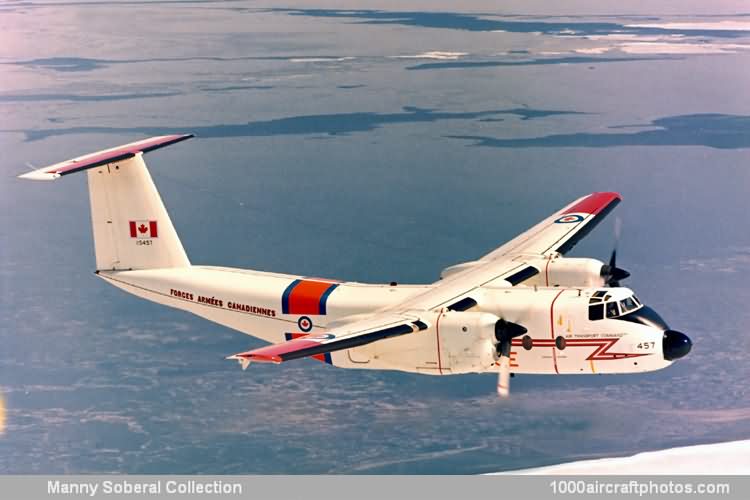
[1,0,749,473]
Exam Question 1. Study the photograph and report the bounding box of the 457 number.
[636,342,655,350]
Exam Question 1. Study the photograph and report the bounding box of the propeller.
[600,217,630,287]
[494,319,527,398]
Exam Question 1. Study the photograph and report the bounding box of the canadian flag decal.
[129,220,158,238]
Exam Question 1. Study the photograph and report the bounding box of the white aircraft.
[20,135,692,396]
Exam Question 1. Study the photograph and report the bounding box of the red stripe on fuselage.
[287,280,335,315]
[510,337,651,361]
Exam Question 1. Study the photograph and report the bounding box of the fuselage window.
[589,304,604,321]
[522,335,533,350]
[606,301,619,318]
[555,336,567,350]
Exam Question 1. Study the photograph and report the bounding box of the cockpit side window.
[606,301,619,318]
[620,297,637,313]
[589,303,604,321]
[589,290,640,321]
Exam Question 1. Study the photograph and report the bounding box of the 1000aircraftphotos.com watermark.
[48,480,242,496]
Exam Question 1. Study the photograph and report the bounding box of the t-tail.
[19,135,193,271]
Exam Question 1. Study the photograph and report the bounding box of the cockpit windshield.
[588,291,642,321]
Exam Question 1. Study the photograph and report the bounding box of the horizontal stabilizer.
[18,134,194,181]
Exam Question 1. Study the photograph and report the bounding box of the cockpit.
[585,287,690,359]
[588,289,643,321]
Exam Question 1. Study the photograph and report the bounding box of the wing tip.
[165,133,195,143]
[598,191,622,200]
[226,352,282,364]
[564,191,622,215]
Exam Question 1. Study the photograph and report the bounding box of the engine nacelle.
[524,257,606,288]
[435,310,500,374]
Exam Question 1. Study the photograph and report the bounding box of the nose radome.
[663,330,692,361]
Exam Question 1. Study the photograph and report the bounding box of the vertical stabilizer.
[19,135,193,270]
[87,153,189,270]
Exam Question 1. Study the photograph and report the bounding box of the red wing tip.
[563,191,622,215]
[599,191,621,199]
[586,191,621,200]
[250,354,283,364]
[231,352,282,364]
[171,133,195,141]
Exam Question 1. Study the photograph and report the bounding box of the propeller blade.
[494,318,525,398]
[601,219,630,287]
[611,267,631,282]
[497,356,510,398]
[614,216,622,245]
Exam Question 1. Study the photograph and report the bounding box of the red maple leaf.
[138,223,148,234]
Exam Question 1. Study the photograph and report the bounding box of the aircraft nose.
[663,330,692,361]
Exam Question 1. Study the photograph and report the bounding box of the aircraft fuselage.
[98,266,675,376]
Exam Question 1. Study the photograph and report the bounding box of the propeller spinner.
[600,248,631,287]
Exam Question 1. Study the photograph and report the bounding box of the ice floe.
[496,440,750,474]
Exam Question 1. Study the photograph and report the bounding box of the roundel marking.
[297,316,313,332]
[554,214,584,224]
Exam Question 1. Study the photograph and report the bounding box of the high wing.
[229,192,620,365]
[227,312,428,367]
[396,191,621,311]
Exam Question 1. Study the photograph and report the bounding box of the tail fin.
[19,135,193,271]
